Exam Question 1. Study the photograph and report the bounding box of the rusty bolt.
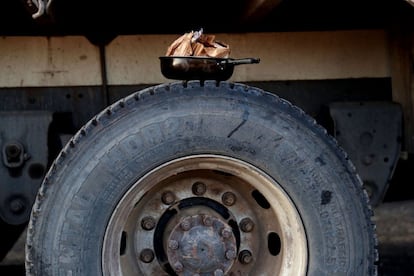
[192,181,207,196]
[139,248,155,263]
[9,198,25,214]
[225,249,237,260]
[239,250,253,264]
[214,268,224,276]
[141,216,156,230]
[168,239,179,250]
[5,143,22,159]
[173,261,183,272]
[180,219,191,231]
[239,218,255,232]
[161,191,175,205]
[221,228,232,239]
[202,215,213,226]
[222,192,236,206]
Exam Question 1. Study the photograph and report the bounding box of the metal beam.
[405,0,414,8]
[241,0,284,23]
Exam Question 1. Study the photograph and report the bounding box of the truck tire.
[26,81,377,275]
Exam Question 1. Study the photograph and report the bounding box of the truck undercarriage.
[1,0,413,275]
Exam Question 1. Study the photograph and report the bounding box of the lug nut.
[225,249,237,260]
[239,217,255,232]
[168,239,179,250]
[161,191,175,205]
[192,181,207,196]
[141,216,156,230]
[180,219,191,231]
[222,192,236,206]
[214,268,224,276]
[221,228,232,239]
[173,261,183,272]
[202,214,213,226]
[239,250,253,264]
[139,248,155,263]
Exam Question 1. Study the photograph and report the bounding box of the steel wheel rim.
[102,154,308,275]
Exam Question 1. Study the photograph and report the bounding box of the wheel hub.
[102,155,308,275]
[167,214,237,275]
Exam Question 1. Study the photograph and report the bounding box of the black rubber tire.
[26,81,377,275]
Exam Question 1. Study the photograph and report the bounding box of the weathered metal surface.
[0,111,52,225]
[166,214,237,275]
[103,155,307,275]
[329,102,402,206]
[106,30,390,85]
[0,36,101,87]
[0,87,106,130]
[0,31,390,87]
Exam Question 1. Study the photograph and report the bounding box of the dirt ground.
[374,200,414,276]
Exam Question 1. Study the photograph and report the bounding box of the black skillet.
[159,56,260,81]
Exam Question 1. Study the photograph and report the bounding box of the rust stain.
[35,70,68,77]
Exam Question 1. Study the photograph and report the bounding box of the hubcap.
[166,214,237,274]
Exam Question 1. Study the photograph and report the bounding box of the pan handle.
[223,58,260,66]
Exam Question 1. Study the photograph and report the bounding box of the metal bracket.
[329,101,402,206]
[0,111,52,225]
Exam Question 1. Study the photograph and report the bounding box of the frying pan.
[159,56,260,81]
